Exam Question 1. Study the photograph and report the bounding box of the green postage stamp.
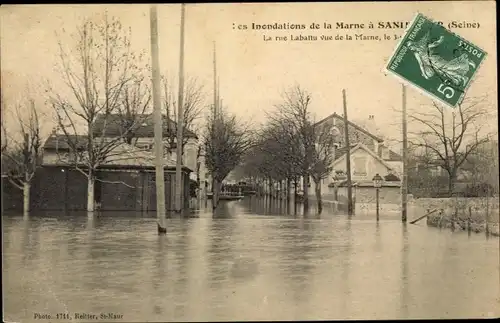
[385,13,487,108]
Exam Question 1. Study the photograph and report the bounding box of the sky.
[1,1,497,150]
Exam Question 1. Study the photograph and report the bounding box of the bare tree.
[115,74,152,145]
[408,97,491,196]
[162,75,205,156]
[2,98,43,215]
[310,122,337,214]
[272,85,316,213]
[49,13,145,212]
[204,104,252,210]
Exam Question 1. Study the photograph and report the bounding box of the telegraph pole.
[213,42,218,116]
[217,77,221,114]
[209,42,218,205]
[401,84,408,223]
[342,89,354,216]
[174,3,186,213]
[150,5,167,234]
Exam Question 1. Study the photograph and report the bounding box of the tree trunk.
[286,178,291,213]
[303,175,310,214]
[87,175,95,212]
[23,182,31,216]
[447,172,456,197]
[293,179,298,214]
[314,179,322,214]
[212,176,221,210]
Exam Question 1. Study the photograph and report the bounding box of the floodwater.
[3,197,500,322]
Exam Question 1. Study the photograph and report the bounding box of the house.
[96,112,210,190]
[38,112,198,211]
[309,113,404,211]
[90,112,208,185]
[92,113,201,175]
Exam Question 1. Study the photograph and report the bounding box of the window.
[353,157,367,176]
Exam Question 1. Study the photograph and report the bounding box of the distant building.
[313,113,403,191]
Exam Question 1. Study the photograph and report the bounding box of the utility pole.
[175,3,186,213]
[213,42,218,116]
[343,89,354,216]
[402,84,408,223]
[217,77,221,113]
[150,4,167,234]
[210,41,218,204]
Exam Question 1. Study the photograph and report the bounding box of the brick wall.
[337,185,402,214]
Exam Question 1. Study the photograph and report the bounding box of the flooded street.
[3,198,499,321]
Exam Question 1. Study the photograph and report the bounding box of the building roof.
[334,144,358,160]
[102,142,179,168]
[42,139,194,172]
[92,113,198,139]
[315,112,384,143]
[335,144,402,162]
[43,134,88,150]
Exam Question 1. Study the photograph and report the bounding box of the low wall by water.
[426,212,499,237]
[412,197,500,237]
[411,197,499,213]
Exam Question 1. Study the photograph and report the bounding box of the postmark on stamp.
[384,12,487,108]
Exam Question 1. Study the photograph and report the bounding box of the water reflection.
[400,223,410,318]
[2,197,500,321]
[340,218,352,315]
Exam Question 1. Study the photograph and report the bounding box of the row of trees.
[235,85,338,214]
[1,13,207,214]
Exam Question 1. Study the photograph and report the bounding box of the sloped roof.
[315,112,384,142]
[334,144,358,160]
[43,139,192,171]
[334,144,402,162]
[103,142,178,168]
[92,113,198,139]
[43,134,88,150]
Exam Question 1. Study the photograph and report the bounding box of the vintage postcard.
[1,1,498,322]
